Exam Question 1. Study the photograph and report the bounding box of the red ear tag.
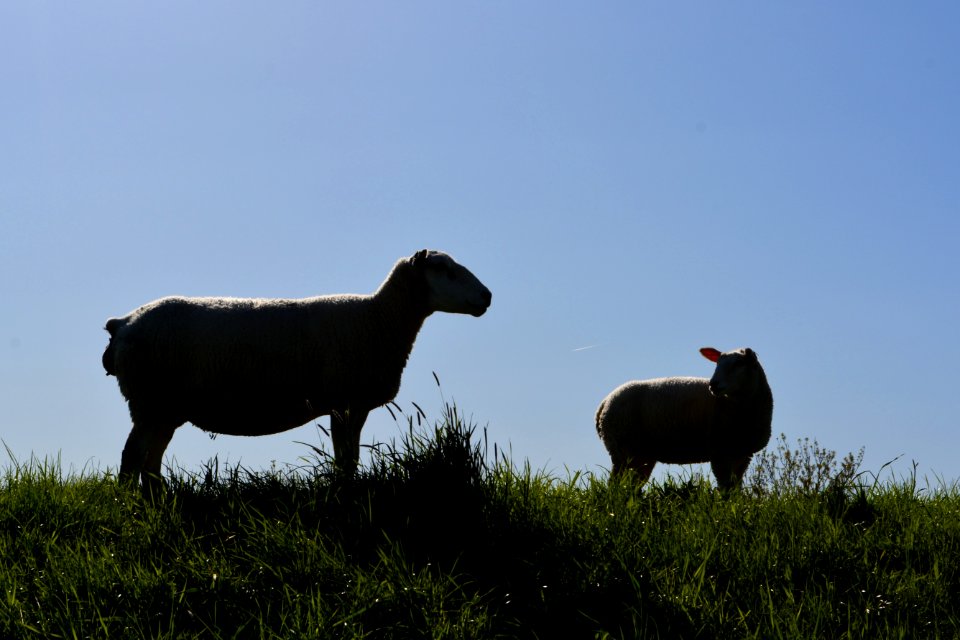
[700,347,721,363]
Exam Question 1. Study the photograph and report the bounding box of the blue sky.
[2,3,958,484]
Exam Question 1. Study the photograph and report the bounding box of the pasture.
[2,405,958,639]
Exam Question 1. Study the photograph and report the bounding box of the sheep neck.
[373,261,431,337]
[367,290,430,360]
[359,264,432,394]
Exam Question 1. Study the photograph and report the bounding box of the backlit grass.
[2,409,958,638]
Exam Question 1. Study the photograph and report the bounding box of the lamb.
[595,347,773,491]
[102,249,492,487]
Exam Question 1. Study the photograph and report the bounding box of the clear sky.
[2,3,958,484]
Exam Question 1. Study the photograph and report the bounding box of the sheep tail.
[594,398,606,436]
[102,317,124,376]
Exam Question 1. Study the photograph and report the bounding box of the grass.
[2,406,959,639]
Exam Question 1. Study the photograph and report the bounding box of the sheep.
[595,347,773,491]
[102,249,492,487]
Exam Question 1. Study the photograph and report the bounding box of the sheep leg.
[119,422,151,486]
[625,459,656,484]
[711,454,753,492]
[140,425,177,495]
[612,456,656,484]
[330,408,369,475]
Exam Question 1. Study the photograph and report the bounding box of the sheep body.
[103,250,491,486]
[595,347,773,490]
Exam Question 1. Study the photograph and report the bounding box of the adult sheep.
[102,249,492,487]
[595,347,773,491]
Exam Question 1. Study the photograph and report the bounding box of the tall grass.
[2,408,959,638]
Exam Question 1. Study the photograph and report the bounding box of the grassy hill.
[2,406,958,638]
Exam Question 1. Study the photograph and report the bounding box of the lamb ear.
[700,347,722,363]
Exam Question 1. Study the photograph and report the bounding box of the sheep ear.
[700,347,722,363]
[411,249,429,266]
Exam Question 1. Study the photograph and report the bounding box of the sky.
[2,2,959,486]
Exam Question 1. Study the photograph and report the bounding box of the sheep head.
[701,347,762,400]
[411,249,492,317]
